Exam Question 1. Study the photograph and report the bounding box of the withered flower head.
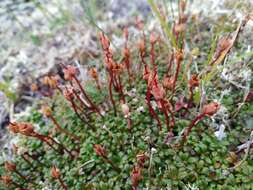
[41,105,52,117]
[104,58,114,70]
[122,47,130,58]
[18,122,35,136]
[0,175,12,186]
[218,36,231,51]
[150,32,158,44]
[43,75,59,89]
[89,68,98,80]
[136,153,147,167]
[174,23,186,33]
[149,32,157,44]
[51,166,61,179]
[152,84,165,100]
[175,50,184,62]
[93,144,107,158]
[99,32,110,50]
[138,39,145,55]
[163,76,174,90]
[43,76,50,86]
[63,87,75,101]
[30,83,38,92]
[63,65,77,81]
[202,102,220,116]
[131,166,142,187]
[4,161,16,172]
[8,122,19,134]
[112,63,124,74]
[189,74,199,89]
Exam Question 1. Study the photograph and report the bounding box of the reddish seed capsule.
[131,166,142,188]
[8,123,19,134]
[18,123,35,136]
[150,32,157,44]
[63,87,75,101]
[0,175,12,187]
[4,162,16,172]
[63,66,77,81]
[163,76,174,90]
[136,153,147,168]
[89,68,98,80]
[138,39,145,55]
[188,74,199,89]
[41,105,52,117]
[51,166,61,179]
[99,32,110,50]
[30,83,38,92]
[174,23,186,33]
[202,102,220,116]
[93,144,107,158]
[152,84,165,100]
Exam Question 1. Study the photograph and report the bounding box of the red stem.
[21,154,33,167]
[58,178,68,190]
[183,113,205,142]
[172,58,182,93]
[146,86,162,130]
[159,99,170,129]
[73,76,103,117]
[116,75,125,103]
[150,42,156,67]
[50,116,80,142]
[108,76,117,116]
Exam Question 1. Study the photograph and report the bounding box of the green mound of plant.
[1,1,253,190]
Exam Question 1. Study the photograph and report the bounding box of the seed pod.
[136,153,147,168]
[30,83,38,92]
[93,144,107,158]
[51,166,61,179]
[174,23,186,33]
[163,76,174,90]
[89,68,98,80]
[202,102,220,116]
[138,39,145,55]
[63,87,75,101]
[99,32,110,50]
[151,84,165,100]
[18,123,35,136]
[63,66,77,81]
[41,105,52,117]
[131,166,142,188]
[188,74,199,89]
[8,123,19,134]
[150,32,157,44]
[4,162,16,172]
[1,175,12,186]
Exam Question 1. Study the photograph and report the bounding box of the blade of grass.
[147,0,178,50]
[79,0,117,50]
